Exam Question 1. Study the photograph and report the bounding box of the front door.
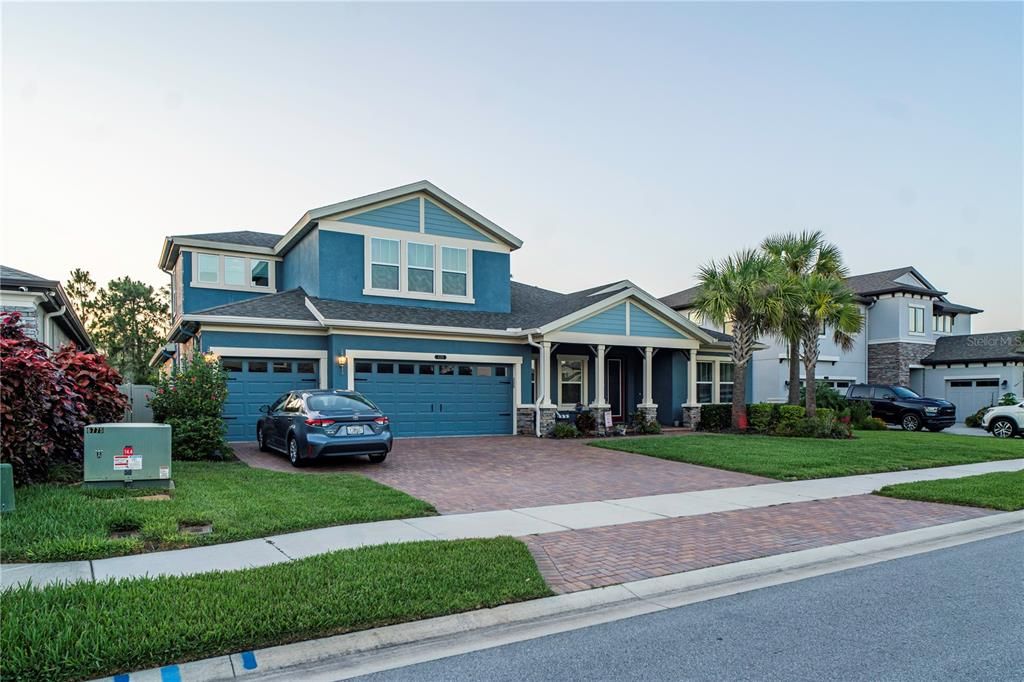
[607,358,623,421]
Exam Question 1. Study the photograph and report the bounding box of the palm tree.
[761,231,847,405]
[693,249,796,429]
[799,274,864,416]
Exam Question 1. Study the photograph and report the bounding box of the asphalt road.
[359,532,1024,682]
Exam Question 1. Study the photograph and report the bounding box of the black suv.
[846,384,956,432]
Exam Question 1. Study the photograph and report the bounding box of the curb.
[92,510,1024,682]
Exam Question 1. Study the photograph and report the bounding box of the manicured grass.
[877,470,1024,511]
[2,461,435,562]
[592,430,1024,480]
[0,538,551,682]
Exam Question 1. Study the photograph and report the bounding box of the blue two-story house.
[154,181,739,440]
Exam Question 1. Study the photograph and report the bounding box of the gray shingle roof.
[661,266,976,310]
[921,331,1024,365]
[174,230,281,248]
[190,288,317,320]
[1,265,54,285]
[933,300,984,315]
[190,281,630,331]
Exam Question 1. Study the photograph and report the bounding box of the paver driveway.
[233,436,769,513]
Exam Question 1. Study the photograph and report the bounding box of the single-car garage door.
[222,358,319,441]
[354,360,513,437]
[945,379,1001,421]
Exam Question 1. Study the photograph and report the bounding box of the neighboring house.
[661,266,1018,419]
[921,331,1024,418]
[153,181,739,440]
[0,265,93,351]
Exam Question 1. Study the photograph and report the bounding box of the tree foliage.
[63,271,169,384]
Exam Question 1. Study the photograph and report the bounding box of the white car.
[981,402,1024,438]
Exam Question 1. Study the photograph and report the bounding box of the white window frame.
[369,237,401,291]
[363,235,475,304]
[196,253,220,284]
[441,246,469,297]
[190,251,277,292]
[696,360,715,404]
[718,361,735,403]
[556,354,588,408]
[223,256,246,286]
[908,305,926,335]
[932,314,952,334]
[406,241,435,294]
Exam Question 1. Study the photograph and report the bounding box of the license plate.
[346,425,364,435]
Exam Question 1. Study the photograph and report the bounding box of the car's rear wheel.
[288,436,306,467]
[368,453,387,464]
[990,418,1015,439]
[257,426,270,452]
[901,413,922,431]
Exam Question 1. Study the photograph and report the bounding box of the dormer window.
[190,251,276,292]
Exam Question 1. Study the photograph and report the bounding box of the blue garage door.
[222,358,319,441]
[354,360,513,437]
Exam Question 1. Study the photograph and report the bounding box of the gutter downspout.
[41,291,68,349]
[526,333,546,437]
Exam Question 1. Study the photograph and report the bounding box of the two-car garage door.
[945,379,1001,421]
[221,355,514,441]
[354,360,514,437]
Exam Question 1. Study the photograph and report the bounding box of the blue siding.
[565,303,627,335]
[199,331,328,353]
[316,231,512,313]
[424,200,491,242]
[282,229,319,295]
[181,250,269,314]
[629,304,686,339]
[341,199,420,232]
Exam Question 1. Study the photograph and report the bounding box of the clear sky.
[3,2,1021,331]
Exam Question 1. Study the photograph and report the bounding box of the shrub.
[800,382,849,412]
[964,414,981,428]
[747,403,779,434]
[149,354,231,460]
[634,413,662,435]
[857,417,888,431]
[774,405,806,436]
[999,393,1019,406]
[575,411,596,435]
[848,400,871,428]
[697,404,732,432]
[0,312,127,485]
[551,422,579,439]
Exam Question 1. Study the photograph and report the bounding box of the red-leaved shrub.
[0,312,128,485]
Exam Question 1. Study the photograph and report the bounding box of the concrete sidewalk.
[4,458,1022,588]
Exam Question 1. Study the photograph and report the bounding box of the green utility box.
[83,423,174,490]
[0,463,14,512]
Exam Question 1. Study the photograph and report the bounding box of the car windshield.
[306,393,378,412]
[892,387,920,399]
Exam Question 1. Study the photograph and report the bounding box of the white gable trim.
[539,287,714,344]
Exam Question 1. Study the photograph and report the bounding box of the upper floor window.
[191,252,275,292]
[908,305,925,334]
[442,247,468,296]
[370,238,400,290]
[933,314,952,333]
[407,242,435,293]
[364,236,474,303]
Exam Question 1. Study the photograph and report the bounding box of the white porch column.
[687,349,698,405]
[640,346,655,407]
[539,341,555,407]
[592,345,608,407]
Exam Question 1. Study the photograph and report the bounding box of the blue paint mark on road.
[160,665,181,682]
[241,651,258,670]
[113,675,130,682]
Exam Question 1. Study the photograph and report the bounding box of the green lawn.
[592,430,1024,480]
[2,461,435,562]
[877,470,1024,511]
[0,538,551,682]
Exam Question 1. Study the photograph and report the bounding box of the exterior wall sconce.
[336,355,347,368]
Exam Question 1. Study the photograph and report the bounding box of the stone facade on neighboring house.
[867,342,935,387]
[0,304,39,338]
[0,266,92,352]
